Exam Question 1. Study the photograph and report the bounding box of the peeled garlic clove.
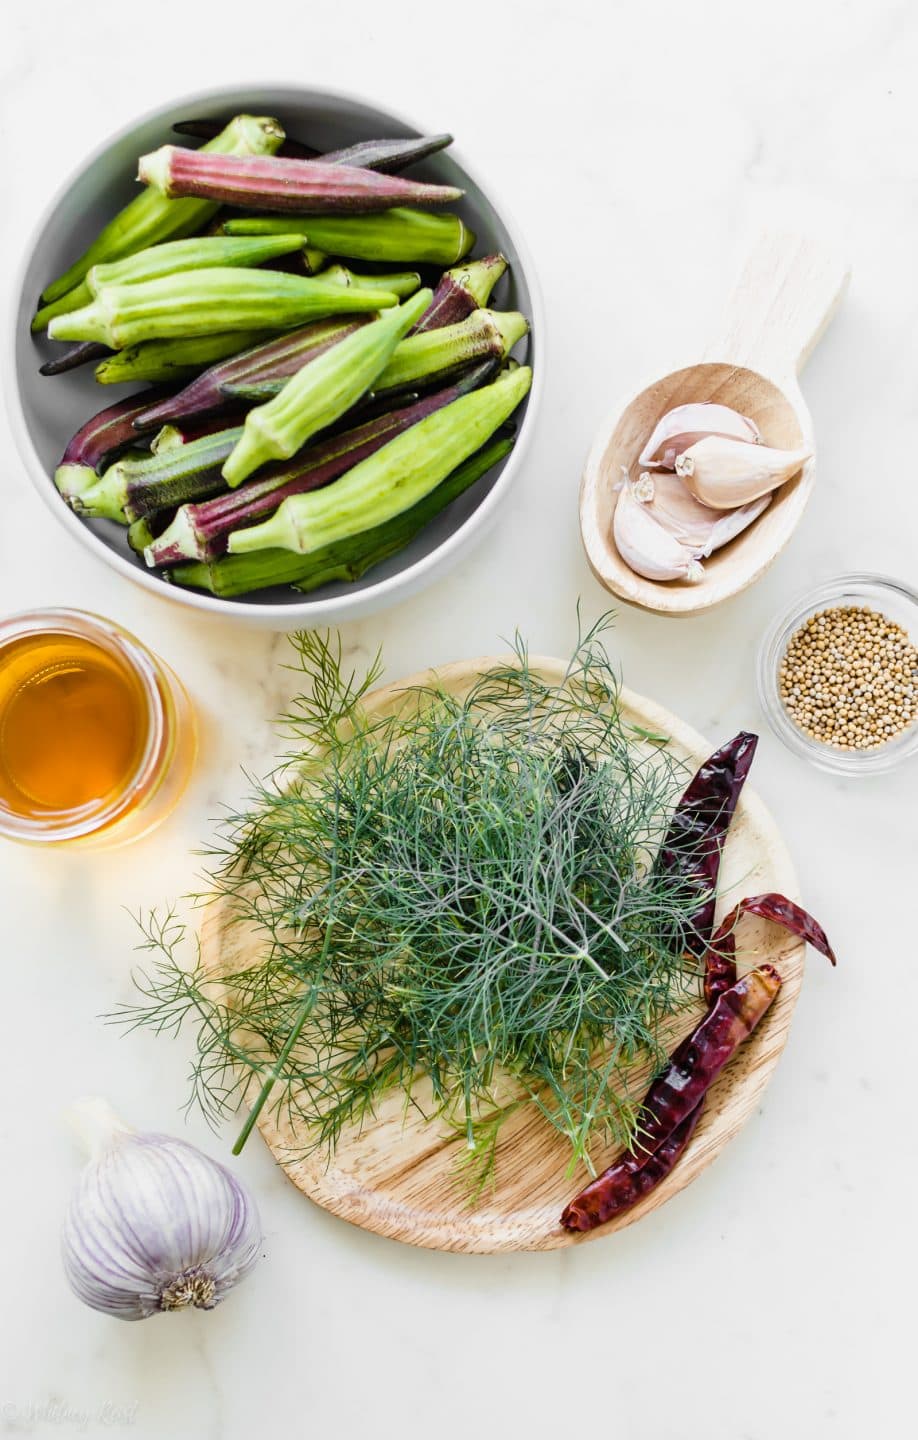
[675,435,812,509]
[638,403,761,470]
[633,469,772,555]
[613,482,704,583]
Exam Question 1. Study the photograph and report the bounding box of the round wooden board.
[201,656,804,1253]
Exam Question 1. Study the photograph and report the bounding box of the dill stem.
[232,892,337,1156]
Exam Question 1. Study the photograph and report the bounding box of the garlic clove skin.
[633,470,772,555]
[638,403,761,470]
[62,1098,262,1321]
[675,435,812,509]
[613,482,704,583]
[701,493,772,555]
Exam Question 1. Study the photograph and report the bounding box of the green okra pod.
[374,308,528,394]
[170,431,514,597]
[33,234,304,333]
[146,365,493,565]
[222,208,475,266]
[223,287,432,486]
[300,247,329,275]
[48,268,397,348]
[320,265,421,299]
[37,114,285,312]
[228,363,531,556]
[94,330,276,385]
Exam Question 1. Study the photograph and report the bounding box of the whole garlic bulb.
[62,1098,262,1321]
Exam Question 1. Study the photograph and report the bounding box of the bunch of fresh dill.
[119,617,705,1194]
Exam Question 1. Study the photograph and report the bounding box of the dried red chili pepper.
[633,963,781,1156]
[560,1100,705,1232]
[657,732,758,956]
[703,892,837,1005]
[559,965,782,1233]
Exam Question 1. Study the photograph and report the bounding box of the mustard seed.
[778,605,918,749]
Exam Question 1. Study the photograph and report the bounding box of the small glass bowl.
[0,608,196,846]
[757,573,918,776]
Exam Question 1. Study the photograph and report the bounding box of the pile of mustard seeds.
[779,605,918,750]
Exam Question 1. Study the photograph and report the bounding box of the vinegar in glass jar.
[0,610,196,847]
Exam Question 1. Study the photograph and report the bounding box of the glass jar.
[0,608,196,846]
[757,573,918,776]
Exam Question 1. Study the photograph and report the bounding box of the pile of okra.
[35,113,532,599]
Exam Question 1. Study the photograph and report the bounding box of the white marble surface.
[1,2,916,1435]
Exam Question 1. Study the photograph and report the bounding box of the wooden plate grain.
[201,656,804,1252]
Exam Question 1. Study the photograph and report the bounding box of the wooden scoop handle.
[703,230,850,383]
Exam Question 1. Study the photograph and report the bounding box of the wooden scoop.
[580,232,850,615]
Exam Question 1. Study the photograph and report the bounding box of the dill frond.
[112,617,707,1195]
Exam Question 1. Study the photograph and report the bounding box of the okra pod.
[127,516,159,556]
[94,329,275,386]
[373,308,528,395]
[412,254,508,333]
[38,114,285,309]
[132,319,370,431]
[320,265,421,299]
[33,234,305,333]
[146,364,495,565]
[54,390,173,501]
[173,123,451,174]
[138,147,463,214]
[172,119,317,161]
[223,287,432,486]
[222,208,475,266]
[320,133,453,173]
[149,411,248,452]
[171,431,514,597]
[298,247,329,276]
[88,233,306,294]
[228,363,531,556]
[39,342,110,376]
[227,309,526,403]
[74,426,242,523]
[48,269,397,347]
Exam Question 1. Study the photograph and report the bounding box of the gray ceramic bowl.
[8,84,541,625]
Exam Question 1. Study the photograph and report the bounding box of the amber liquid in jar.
[0,631,150,822]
